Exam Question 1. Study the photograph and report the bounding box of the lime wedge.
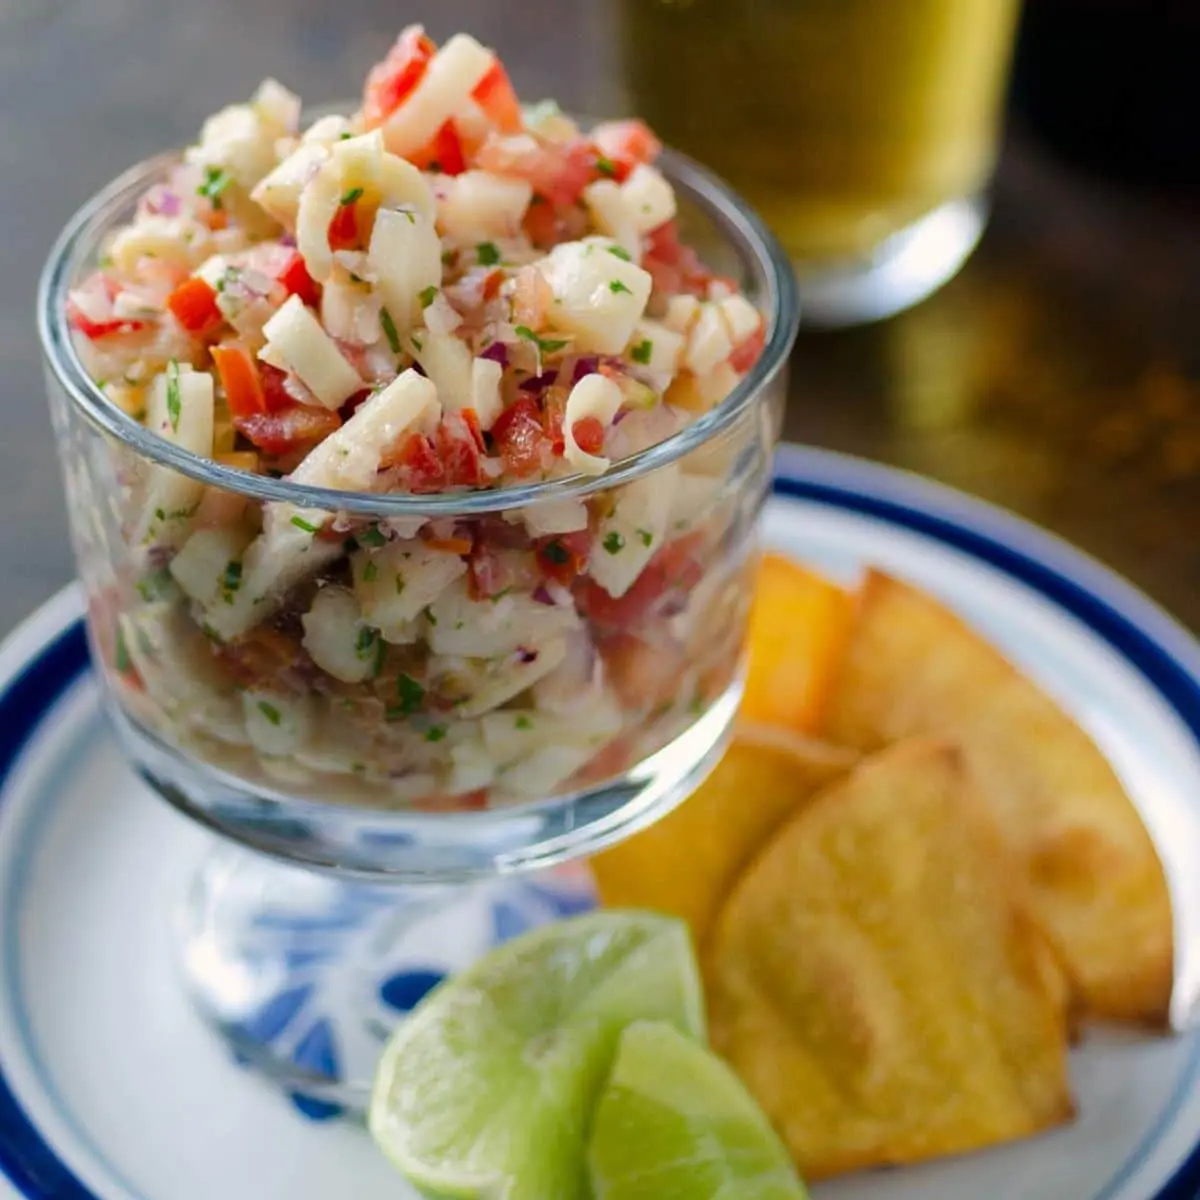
[368,911,705,1199]
[588,1021,809,1200]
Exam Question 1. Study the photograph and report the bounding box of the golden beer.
[619,0,1022,267]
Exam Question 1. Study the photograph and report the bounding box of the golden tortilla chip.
[742,555,854,734]
[823,571,1173,1027]
[590,725,857,947]
[707,740,1075,1180]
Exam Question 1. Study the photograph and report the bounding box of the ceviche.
[67,27,775,811]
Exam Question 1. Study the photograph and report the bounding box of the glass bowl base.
[177,846,600,1116]
[794,194,987,327]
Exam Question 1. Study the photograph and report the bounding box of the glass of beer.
[619,0,1023,326]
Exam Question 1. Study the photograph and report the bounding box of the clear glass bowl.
[38,142,799,884]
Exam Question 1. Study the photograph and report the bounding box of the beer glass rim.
[37,134,798,518]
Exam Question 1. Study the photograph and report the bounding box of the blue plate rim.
[0,445,1195,1199]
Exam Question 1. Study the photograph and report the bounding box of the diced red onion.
[517,648,539,664]
[521,370,557,395]
[571,356,599,382]
[532,584,554,605]
[480,342,509,366]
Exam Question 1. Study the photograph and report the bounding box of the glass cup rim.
[37,127,798,518]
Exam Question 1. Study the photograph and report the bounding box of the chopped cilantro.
[379,307,401,355]
[395,673,425,714]
[359,525,386,548]
[423,605,437,625]
[201,622,222,643]
[136,569,173,602]
[515,713,534,731]
[441,248,457,266]
[542,539,570,565]
[603,531,626,555]
[514,325,569,355]
[594,154,617,177]
[340,186,364,206]
[165,360,181,431]
[425,725,447,743]
[216,265,241,294]
[362,561,379,583]
[607,245,632,262]
[637,528,654,548]
[290,515,320,533]
[418,285,438,308]
[221,560,243,602]
[411,334,423,351]
[395,573,406,594]
[476,241,501,266]
[339,131,353,140]
[609,279,632,295]
[631,338,654,364]
[154,507,166,521]
[355,626,379,660]
[114,625,131,674]
[197,166,232,208]
[257,700,282,726]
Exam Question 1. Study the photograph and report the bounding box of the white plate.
[1,445,1198,1200]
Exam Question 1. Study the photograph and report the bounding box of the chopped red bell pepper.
[362,27,436,129]
[275,250,321,307]
[472,61,523,133]
[211,343,266,417]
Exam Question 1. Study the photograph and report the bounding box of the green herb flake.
[607,245,632,262]
[425,725,447,743]
[423,604,437,625]
[637,528,654,548]
[609,279,632,296]
[515,713,534,731]
[379,307,402,355]
[201,622,222,643]
[359,525,387,548]
[603,531,626,555]
[542,539,570,566]
[594,154,617,178]
[136,568,173,602]
[476,241,501,266]
[355,626,379,660]
[221,560,243,602]
[197,166,233,208]
[154,507,166,522]
[257,700,282,726]
[393,573,407,595]
[514,325,569,355]
[631,338,654,365]
[165,360,182,431]
[396,673,425,714]
[411,334,423,352]
[418,285,438,308]
[290,515,320,534]
[114,625,131,674]
[362,561,379,583]
[522,99,561,126]
[340,186,364,206]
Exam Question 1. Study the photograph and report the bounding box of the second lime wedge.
[588,1020,809,1199]
[368,911,704,1199]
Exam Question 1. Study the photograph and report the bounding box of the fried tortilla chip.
[741,555,853,734]
[590,725,857,947]
[823,571,1173,1026]
[707,740,1075,1180]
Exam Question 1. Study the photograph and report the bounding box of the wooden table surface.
[4,0,1198,637]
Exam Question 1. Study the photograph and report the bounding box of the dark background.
[4,0,1199,637]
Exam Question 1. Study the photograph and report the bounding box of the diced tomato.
[461,407,487,453]
[256,363,302,414]
[491,396,548,477]
[411,121,467,175]
[328,201,359,251]
[424,533,474,555]
[642,220,714,298]
[476,134,597,207]
[167,277,222,335]
[389,431,445,492]
[362,26,436,129]
[592,119,663,179]
[578,534,706,628]
[67,274,147,339]
[535,530,592,586]
[571,415,605,455]
[511,265,553,328]
[275,250,321,307]
[522,195,559,248]
[472,61,523,133]
[211,343,266,417]
[729,325,766,374]
[436,414,487,487]
[234,405,340,456]
[67,304,146,339]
